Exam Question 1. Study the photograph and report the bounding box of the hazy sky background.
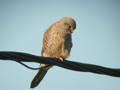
[0,0,120,90]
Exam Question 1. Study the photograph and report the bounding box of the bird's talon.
[56,56,64,62]
[59,57,64,62]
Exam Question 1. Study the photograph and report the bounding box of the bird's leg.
[56,56,64,62]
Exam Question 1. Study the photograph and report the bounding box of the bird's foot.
[56,56,64,62]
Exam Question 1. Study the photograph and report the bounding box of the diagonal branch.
[0,51,120,77]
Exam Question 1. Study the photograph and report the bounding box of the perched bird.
[30,17,76,88]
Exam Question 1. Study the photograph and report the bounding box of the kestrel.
[31,17,76,88]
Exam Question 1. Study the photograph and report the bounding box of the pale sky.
[0,0,120,90]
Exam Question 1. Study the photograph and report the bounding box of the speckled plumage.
[31,17,76,88]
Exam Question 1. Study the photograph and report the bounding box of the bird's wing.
[41,22,63,57]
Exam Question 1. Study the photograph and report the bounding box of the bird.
[30,17,76,88]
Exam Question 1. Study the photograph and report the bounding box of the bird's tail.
[30,65,50,88]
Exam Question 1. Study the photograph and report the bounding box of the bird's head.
[59,17,76,33]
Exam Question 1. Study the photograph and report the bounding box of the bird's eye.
[64,22,71,29]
